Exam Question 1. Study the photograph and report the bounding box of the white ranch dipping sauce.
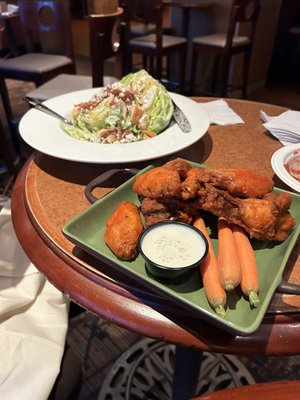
[140,223,207,268]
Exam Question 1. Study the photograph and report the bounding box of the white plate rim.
[19,89,209,164]
[271,144,300,193]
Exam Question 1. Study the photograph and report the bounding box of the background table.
[12,98,300,358]
[164,1,213,86]
[164,1,213,37]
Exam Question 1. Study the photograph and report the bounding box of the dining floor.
[0,56,300,399]
[66,304,300,400]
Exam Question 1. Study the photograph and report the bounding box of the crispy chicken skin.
[191,186,295,241]
[140,190,295,241]
[163,158,191,179]
[181,168,274,199]
[141,197,193,226]
[104,201,143,260]
[132,158,295,242]
[231,193,295,241]
[133,167,182,198]
[181,168,204,200]
[133,158,191,199]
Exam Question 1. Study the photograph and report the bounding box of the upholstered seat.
[129,33,186,49]
[193,33,250,48]
[0,53,73,76]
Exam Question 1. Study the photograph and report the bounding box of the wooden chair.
[121,0,187,92]
[25,7,125,101]
[190,0,261,98]
[191,380,300,400]
[0,0,76,154]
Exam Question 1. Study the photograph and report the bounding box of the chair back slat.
[120,0,163,51]
[18,0,74,60]
[226,0,261,50]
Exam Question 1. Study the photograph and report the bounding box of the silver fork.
[23,96,74,126]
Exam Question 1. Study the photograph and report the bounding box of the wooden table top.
[12,98,300,356]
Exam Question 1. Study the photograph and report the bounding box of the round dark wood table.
[12,98,300,398]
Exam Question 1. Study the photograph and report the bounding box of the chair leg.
[211,55,219,94]
[220,56,231,98]
[122,50,133,75]
[179,47,186,93]
[166,54,171,83]
[114,52,123,80]
[241,50,251,99]
[149,56,154,75]
[156,54,162,81]
[142,55,148,69]
[190,45,198,95]
[0,78,21,156]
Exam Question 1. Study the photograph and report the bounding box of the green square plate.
[62,161,300,335]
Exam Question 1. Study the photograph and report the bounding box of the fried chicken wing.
[140,198,172,226]
[230,194,295,241]
[182,168,274,199]
[163,158,191,179]
[133,167,182,198]
[133,158,192,199]
[141,197,193,226]
[181,168,204,200]
[132,158,295,242]
[191,185,295,241]
[104,201,143,260]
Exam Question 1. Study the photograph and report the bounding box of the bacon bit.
[74,84,137,113]
[75,99,101,112]
[98,129,109,138]
[94,85,136,104]
[142,130,157,139]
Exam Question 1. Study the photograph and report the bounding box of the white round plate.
[19,89,209,164]
[271,144,300,193]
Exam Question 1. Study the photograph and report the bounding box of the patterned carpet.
[1,71,300,400]
[67,309,300,400]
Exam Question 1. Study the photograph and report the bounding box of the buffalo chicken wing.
[104,201,143,260]
[181,168,274,199]
[132,158,296,242]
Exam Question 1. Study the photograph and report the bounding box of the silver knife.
[172,100,191,133]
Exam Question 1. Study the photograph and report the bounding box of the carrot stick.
[194,216,227,317]
[217,217,241,291]
[231,224,260,308]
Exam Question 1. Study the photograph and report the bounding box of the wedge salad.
[61,70,174,144]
